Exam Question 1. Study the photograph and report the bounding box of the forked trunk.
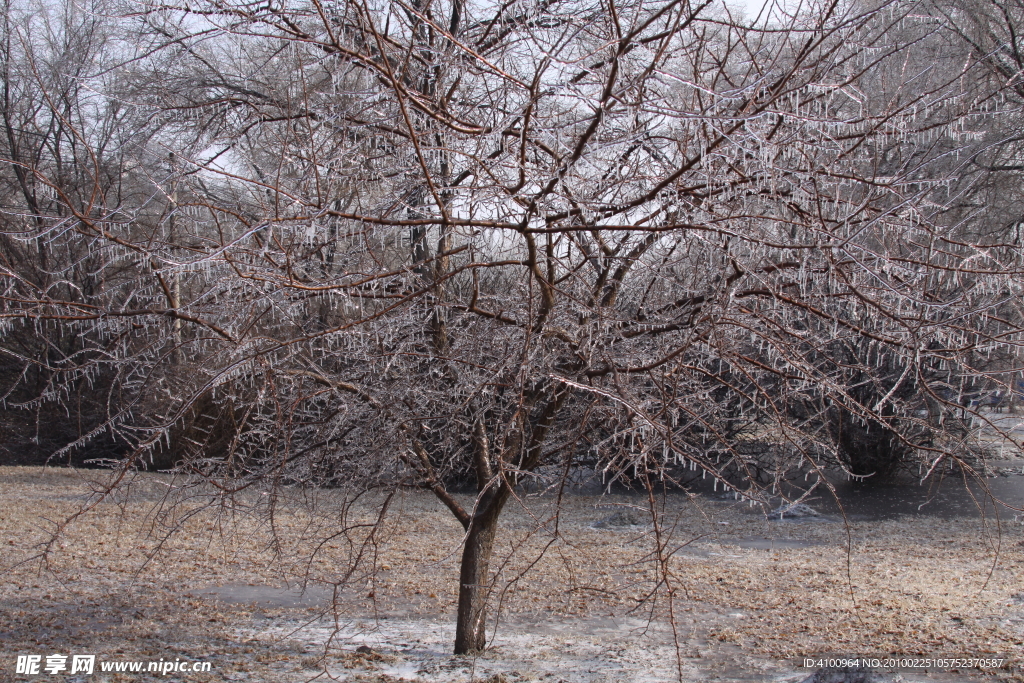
[453,509,500,654]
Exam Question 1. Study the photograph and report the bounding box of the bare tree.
[4,0,1024,657]
[0,0,165,463]
[917,0,1024,415]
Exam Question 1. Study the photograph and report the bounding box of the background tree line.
[2,0,1023,654]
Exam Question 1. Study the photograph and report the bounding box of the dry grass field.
[1,466,1023,682]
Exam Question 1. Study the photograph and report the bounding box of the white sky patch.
[719,0,809,26]
[723,0,774,19]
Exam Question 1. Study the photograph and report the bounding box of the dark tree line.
[2,0,1023,654]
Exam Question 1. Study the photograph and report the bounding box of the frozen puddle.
[187,582,334,608]
[726,538,824,550]
[675,537,825,557]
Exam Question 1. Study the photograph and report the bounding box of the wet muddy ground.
[2,466,1023,682]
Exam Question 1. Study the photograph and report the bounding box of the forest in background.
[2,0,1024,654]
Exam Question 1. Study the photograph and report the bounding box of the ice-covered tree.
[3,0,1023,655]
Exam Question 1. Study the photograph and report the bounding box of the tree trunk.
[453,507,500,654]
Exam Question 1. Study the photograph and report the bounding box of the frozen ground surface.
[2,466,1023,682]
